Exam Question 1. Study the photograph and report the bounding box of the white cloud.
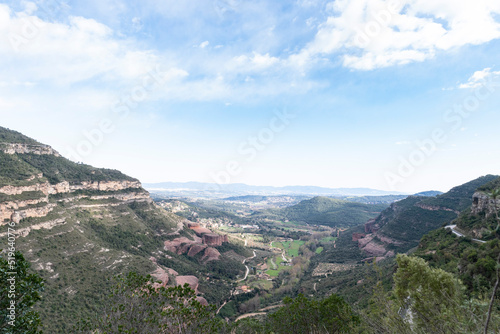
[0,3,318,106]
[458,67,500,89]
[0,5,163,85]
[232,52,280,72]
[296,0,500,70]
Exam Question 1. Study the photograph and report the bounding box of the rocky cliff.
[0,177,148,223]
[471,191,500,217]
[0,126,193,332]
[0,142,60,156]
[162,221,227,262]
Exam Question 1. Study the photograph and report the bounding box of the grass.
[315,247,324,254]
[320,236,337,243]
[271,240,305,257]
[273,241,284,249]
[288,240,305,257]
[267,270,280,277]
[252,279,273,290]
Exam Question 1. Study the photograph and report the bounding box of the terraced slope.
[0,127,185,332]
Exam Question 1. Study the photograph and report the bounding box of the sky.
[0,0,500,193]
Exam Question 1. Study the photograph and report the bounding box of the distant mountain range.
[144,181,407,198]
[251,196,390,228]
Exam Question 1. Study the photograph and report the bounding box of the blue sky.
[1,0,500,193]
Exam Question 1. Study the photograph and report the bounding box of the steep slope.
[300,178,499,310]
[414,176,500,296]
[0,127,221,332]
[357,175,498,258]
[252,196,389,228]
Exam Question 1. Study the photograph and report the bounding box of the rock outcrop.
[175,276,199,294]
[187,222,212,236]
[352,233,365,242]
[0,177,148,224]
[202,233,228,246]
[364,218,378,233]
[0,180,142,196]
[163,221,225,262]
[201,247,221,262]
[415,202,459,214]
[472,191,500,217]
[0,143,60,156]
[164,236,202,254]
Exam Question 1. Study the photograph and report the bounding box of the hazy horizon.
[1,0,500,194]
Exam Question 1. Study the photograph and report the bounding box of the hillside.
[414,176,500,297]
[351,175,499,259]
[0,127,241,332]
[298,177,500,312]
[252,196,389,227]
[358,175,497,256]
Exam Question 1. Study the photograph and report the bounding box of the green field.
[315,247,323,254]
[271,240,305,257]
[272,241,284,249]
[320,236,337,243]
[287,240,305,257]
[267,269,280,277]
[251,279,273,290]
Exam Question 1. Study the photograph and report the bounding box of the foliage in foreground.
[265,293,360,334]
[362,254,500,334]
[75,272,227,334]
[0,251,44,334]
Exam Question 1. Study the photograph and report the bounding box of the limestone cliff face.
[472,191,500,217]
[0,143,60,156]
[415,202,459,214]
[0,173,148,224]
[0,180,142,196]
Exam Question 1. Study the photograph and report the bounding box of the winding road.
[270,257,277,270]
[238,250,257,282]
[445,225,485,243]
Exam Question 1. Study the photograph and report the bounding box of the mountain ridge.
[145,181,408,198]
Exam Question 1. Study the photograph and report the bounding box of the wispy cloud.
[458,68,500,89]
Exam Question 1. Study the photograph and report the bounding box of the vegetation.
[265,293,360,333]
[0,152,42,186]
[0,251,44,334]
[19,154,137,184]
[420,174,499,212]
[478,176,500,192]
[0,127,40,145]
[75,272,227,333]
[253,196,388,228]
[333,194,408,204]
[361,254,497,334]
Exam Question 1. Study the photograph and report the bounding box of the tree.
[266,293,359,333]
[75,272,227,334]
[485,188,500,334]
[393,254,465,334]
[0,251,44,334]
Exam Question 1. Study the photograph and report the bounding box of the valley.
[1,126,500,333]
[153,195,384,320]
